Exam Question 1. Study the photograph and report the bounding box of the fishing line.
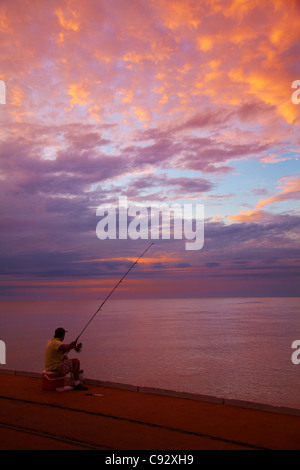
[75,242,154,343]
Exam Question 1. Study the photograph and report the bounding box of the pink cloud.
[0,0,299,300]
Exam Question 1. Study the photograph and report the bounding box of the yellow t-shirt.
[44,337,63,372]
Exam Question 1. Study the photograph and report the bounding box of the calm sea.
[1,297,299,409]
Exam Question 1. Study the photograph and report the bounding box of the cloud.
[1,0,299,129]
[124,173,213,199]
[228,174,300,223]
[257,175,300,208]
[260,154,292,164]
[227,209,266,223]
[0,0,299,299]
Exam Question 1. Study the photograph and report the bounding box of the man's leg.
[58,358,87,390]
[71,358,88,391]
[71,358,80,381]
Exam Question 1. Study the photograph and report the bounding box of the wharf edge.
[1,368,299,417]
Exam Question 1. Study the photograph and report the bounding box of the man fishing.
[44,327,88,391]
[43,245,153,393]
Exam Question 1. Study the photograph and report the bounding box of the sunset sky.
[0,0,299,300]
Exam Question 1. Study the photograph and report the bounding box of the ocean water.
[0,297,299,409]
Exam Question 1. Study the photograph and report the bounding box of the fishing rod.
[75,242,154,343]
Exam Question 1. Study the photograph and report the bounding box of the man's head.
[54,327,67,340]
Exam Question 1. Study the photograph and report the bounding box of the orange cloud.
[55,6,80,32]
[0,12,11,33]
[75,256,181,265]
[1,0,299,132]
[67,81,90,108]
[11,85,25,107]
[260,154,292,164]
[227,209,265,223]
[228,175,300,222]
[152,0,201,30]
[257,175,300,208]
[196,36,214,52]
[219,0,261,19]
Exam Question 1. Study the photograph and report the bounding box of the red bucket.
[42,371,65,391]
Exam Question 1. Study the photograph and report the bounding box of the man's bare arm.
[58,341,77,354]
